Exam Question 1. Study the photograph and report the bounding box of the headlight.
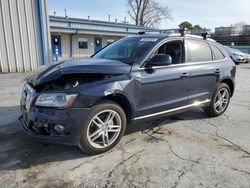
[35,93,78,108]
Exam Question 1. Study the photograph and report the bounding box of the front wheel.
[204,83,231,117]
[79,100,127,155]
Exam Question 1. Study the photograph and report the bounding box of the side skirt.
[133,99,210,120]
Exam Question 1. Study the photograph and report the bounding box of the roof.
[49,16,156,31]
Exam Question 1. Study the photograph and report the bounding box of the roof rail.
[137,29,215,42]
[201,32,209,40]
[137,28,188,36]
[137,30,162,35]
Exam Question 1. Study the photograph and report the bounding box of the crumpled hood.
[25,58,132,86]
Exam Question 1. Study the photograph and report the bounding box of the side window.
[209,43,225,60]
[187,40,213,62]
[153,40,184,64]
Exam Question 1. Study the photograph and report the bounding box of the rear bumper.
[19,107,91,145]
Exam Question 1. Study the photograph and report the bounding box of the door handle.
[214,69,221,74]
[180,72,189,78]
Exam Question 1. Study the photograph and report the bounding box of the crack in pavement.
[105,149,145,187]
[142,126,203,165]
[141,117,250,179]
[215,130,250,156]
[69,153,107,171]
[182,120,250,157]
[172,164,195,188]
[122,173,137,188]
[125,138,136,145]
[229,167,250,176]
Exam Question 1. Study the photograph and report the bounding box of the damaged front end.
[19,58,132,145]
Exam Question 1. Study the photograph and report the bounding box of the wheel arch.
[219,78,235,97]
[93,93,134,124]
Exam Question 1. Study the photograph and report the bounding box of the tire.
[78,100,127,155]
[204,83,231,117]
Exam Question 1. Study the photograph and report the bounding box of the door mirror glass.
[147,54,172,67]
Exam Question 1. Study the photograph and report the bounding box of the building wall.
[243,25,250,35]
[52,32,121,59]
[0,0,50,72]
[61,33,71,58]
[71,34,121,58]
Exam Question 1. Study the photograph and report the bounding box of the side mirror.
[147,54,172,67]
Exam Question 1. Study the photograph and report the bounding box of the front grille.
[21,84,36,126]
[22,84,35,111]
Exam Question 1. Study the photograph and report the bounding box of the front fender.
[72,79,132,108]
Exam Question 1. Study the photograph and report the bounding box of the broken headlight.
[35,93,78,108]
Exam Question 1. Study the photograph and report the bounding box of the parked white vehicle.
[224,46,248,64]
[244,53,250,62]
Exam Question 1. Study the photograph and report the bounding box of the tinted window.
[154,40,184,64]
[210,43,225,60]
[187,40,213,62]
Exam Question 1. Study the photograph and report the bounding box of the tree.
[193,25,202,30]
[232,21,246,35]
[127,0,172,27]
[179,21,193,31]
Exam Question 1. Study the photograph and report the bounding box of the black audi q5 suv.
[19,31,236,154]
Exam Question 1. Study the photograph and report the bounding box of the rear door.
[185,39,225,104]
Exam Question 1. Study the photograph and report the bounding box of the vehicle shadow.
[0,105,209,171]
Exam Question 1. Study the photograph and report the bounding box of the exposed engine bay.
[33,74,116,92]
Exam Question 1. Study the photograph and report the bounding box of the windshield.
[93,37,159,65]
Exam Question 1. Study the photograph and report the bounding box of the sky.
[48,0,250,31]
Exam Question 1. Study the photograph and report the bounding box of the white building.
[215,26,241,36]
[0,0,50,72]
[243,25,250,35]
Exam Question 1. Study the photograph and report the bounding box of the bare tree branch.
[127,0,172,27]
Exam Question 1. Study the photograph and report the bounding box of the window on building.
[78,38,88,49]
[209,43,225,60]
[187,39,213,62]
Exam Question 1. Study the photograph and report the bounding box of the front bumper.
[233,56,247,63]
[19,106,90,145]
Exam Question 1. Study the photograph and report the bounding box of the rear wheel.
[204,83,231,117]
[79,100,127,155]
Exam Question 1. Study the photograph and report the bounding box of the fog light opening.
[54,124,65,133]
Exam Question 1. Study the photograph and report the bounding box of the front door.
[134,40,190,118]
[94,38,102,53]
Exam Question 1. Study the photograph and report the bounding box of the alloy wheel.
[214,88,229,113]
[87,110,122,149]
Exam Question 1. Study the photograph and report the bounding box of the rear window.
[187,40,213,62]
[209,43,225,60]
